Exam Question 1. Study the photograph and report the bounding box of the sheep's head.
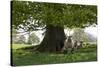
[68,36,72,39]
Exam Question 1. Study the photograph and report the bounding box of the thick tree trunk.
[37,25,66,52]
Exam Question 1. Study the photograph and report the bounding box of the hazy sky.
[85,26,97,37]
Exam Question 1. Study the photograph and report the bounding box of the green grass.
[12,44,33,49]
[12,44,97,66]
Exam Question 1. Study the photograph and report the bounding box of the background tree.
[27,33,40,45]
[72,28,89,42]
[17,35,26,44]
[12,28,22,44]
[12,1,97,52]
[72,28,97,45]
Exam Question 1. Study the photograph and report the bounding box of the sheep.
[77,41,83,49]
[61,36,74,54]
[61,36,83,54]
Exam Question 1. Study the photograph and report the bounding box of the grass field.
[11,44,97,66]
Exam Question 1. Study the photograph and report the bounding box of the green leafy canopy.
[12,1,97,31]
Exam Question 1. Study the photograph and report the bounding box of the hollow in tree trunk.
[37,25,66,52]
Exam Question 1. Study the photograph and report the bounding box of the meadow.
[12,44,97,66]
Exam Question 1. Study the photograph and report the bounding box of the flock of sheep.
[61,36,83,53]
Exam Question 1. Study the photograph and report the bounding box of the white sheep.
[61,36,74,53]
[61,36,83,54]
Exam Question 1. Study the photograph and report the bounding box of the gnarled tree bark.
[37,25,66,52]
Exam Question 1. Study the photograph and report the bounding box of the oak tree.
[11,1,97,52]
